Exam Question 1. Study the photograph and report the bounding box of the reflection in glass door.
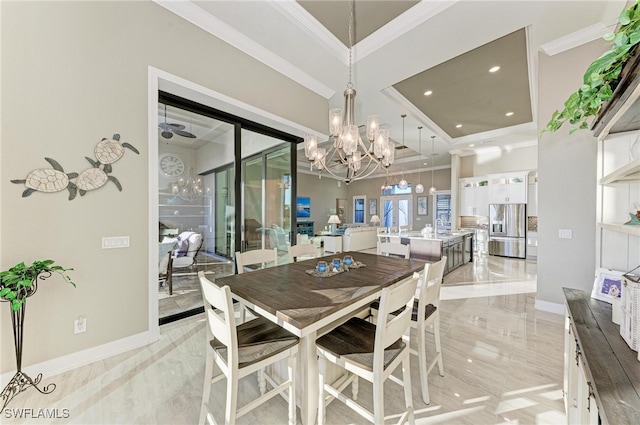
[380,195,412,230]
[213,166,234,257]
[241,129,292,253]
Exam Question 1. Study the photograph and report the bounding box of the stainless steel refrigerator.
[489,204,526,258]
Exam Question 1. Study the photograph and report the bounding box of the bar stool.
[198,272,299,425]
[316,274,419,425]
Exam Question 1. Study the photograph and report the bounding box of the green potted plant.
[0,259,75,409]
[545,0,640,134]
[0,259,74,311]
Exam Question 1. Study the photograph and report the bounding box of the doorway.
[380,195,412,230]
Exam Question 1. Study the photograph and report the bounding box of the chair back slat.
[377,241,410,259]
[235,248,278,274]
[288,243,317,263]
[375,273,419,351]
[199,272,237,353]
[419,257,446,309]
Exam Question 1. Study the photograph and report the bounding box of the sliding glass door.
[241,129,292,253]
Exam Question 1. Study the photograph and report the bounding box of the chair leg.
[402,356,415,425]
[372,376,384,425]
[258,368,266,395]
[200,349,214,425]
[417,325,430,404]
[352,375,359,401]
[225,367,239,425]
[434,315,444,376]
[318,355,326,425]
[288,352,297,425]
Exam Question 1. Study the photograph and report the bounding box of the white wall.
[536,38,608,307]
[0,1,326,374]
[459,145,538,178]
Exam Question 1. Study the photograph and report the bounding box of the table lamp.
[327,214,341,234]
[370,215,380,226]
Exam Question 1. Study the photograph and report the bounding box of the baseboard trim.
[535,298,565,315]
[0,331,151,386]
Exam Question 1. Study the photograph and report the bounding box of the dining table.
[214,251,426,425]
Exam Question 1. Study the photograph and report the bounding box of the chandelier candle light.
[303,0,394,184]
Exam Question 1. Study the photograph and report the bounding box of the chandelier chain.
[348,0,354,89]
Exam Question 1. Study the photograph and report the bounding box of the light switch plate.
[558,229,572,239]
[102,236,130,249]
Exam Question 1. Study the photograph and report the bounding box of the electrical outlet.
[559,229,573,239]
[74,317,87,334]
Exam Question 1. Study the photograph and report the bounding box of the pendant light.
[415,126,425,194]
[397,114,408,190]
[429,135,437,195]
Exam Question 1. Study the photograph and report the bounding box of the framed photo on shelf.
[591,268,624,303]
[417,196,427,215]
[369,198,377,215]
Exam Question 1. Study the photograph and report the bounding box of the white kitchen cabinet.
[488,172,528,204]
[459,177,489,216]
[526,231,537,259]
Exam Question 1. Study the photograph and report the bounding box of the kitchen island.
[378,230,474,275]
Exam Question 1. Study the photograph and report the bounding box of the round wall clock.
[159,153,185,177]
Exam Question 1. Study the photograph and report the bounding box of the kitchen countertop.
[378,230,474,243]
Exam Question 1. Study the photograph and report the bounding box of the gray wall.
[0,1,327,373]
[299,169,452,230]
[536,39,608,306]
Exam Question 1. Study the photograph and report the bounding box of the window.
[435,192,451,229]
[353,196,366,224]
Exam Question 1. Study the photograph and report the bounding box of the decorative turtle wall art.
[11,157,78,200]
[11,133,139,200]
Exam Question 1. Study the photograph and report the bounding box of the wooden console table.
[563,288,640,424]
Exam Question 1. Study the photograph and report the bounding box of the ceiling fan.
[159,104,197,139]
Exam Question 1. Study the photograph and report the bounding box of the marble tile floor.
[5,255,567,425]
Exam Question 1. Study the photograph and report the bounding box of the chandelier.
[172,167,205,202]
[303,0,394,184]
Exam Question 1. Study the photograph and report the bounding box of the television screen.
[296,197,310,218]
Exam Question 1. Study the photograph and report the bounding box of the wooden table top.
[215,251,426,330]
[563,288,640,424]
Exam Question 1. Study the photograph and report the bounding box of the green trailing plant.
[545,0,640,134]
[0,260,75,312]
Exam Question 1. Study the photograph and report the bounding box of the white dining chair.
[198,272,299,425]
[235,248,278,274]
[288,243,317,263]
[370,256,447,404]
[413,256,446,404]
[316,273,419,425]
[377,240,410,259]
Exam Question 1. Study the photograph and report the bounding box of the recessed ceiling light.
[505,111,514,116]
[455,124,463,128]
[424,90,433,96]
[489,66,500,73]
[469,144,475,147]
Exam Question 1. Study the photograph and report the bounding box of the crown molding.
[355,0,458,62]
[540,22,613,56]
[153,0,335,99]
[270,0,348,64]
[449,138,538,157]
[381,86,454,144]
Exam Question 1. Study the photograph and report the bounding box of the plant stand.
[1,276,56,409]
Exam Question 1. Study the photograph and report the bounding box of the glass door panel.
[380,195,412,230]
[213,166,234,258]
[243,156,264,251]
[241,129,292,253]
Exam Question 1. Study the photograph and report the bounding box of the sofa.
[342,226,378,252]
